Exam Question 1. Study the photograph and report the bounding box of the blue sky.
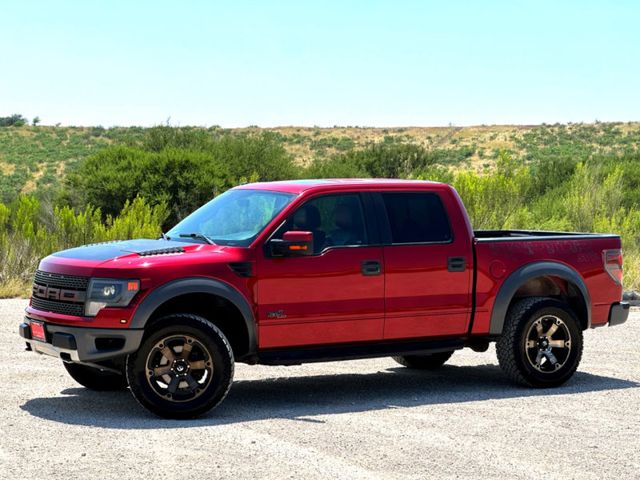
[1,1,638,127]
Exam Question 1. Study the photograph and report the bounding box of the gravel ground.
[1,298,639,479]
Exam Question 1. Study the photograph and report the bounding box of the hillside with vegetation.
[3,122,640,201]
[1,121,639,296]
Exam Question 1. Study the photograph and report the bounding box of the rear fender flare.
[489,261,591,335]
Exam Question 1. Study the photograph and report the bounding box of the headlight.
[85,278,140,316]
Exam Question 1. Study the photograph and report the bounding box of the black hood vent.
[137,246,185,257]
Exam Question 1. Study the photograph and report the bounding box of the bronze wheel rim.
[524,315,572,373]
[145,335,214,402]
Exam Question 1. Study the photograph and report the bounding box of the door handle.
[447,256,466,272]
[361,260,382,276]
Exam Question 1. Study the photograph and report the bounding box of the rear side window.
[381,193,452,244]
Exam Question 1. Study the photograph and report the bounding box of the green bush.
[65,131,296,226]
[306,142,476,180]
[0,196,167,296]
[65,146,228,225]
[0,114,27,127]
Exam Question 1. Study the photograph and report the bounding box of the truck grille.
[30,297,85,316]
[34,270,89,290]
[31,270,89,316]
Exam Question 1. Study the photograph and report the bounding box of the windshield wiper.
[178,233,215,245]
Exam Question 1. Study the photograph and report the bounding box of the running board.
[257,338,465,366]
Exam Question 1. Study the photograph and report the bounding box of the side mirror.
[269,231,314,257]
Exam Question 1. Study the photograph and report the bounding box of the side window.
[382,193,452,244]
[276,194,368,253]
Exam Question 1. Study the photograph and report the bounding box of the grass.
[0,126,146,202]
[0,278,31,298]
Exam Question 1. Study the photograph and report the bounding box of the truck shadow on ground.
[20,363,638,429]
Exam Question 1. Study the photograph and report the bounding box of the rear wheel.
[63,362,128,391]
[392,351,454,370]
[496,297,583,387]
[126,314,234,419]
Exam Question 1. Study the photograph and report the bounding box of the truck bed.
[471,229,622,334]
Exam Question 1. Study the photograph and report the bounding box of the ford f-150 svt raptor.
[19,179,629,418]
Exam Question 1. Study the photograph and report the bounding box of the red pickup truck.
[19,179,629,418]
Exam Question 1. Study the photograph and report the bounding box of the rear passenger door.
[377,191,473,340]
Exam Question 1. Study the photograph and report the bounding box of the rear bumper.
[19,317,144,362]
[608,301,630,327]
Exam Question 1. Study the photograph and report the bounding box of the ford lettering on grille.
[32,284,85,302]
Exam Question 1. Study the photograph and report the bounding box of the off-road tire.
[126,314,234,419]
[496,297,583,388]
[63,362,128,391]
[392,351,454,370]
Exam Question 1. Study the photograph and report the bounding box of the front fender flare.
[130,277,257,355]
[489,261,591,335]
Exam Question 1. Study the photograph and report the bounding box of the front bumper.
[19,317,144,362]
[608,301,630,327]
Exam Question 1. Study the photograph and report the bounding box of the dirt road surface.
[1,299,638,479]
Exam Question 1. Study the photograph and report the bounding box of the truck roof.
[237,178,447,195]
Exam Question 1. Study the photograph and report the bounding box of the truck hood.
[50,239,194,262]
[37,238,243,278]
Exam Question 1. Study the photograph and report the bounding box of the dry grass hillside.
[2,122,639,202]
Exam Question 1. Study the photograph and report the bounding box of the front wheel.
[496,297,583,387]
[63,362,128,391]
[126,314,234,419]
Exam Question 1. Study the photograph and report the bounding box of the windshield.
[167,189,295,246]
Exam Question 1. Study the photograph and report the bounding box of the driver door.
[255,193,385,348]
